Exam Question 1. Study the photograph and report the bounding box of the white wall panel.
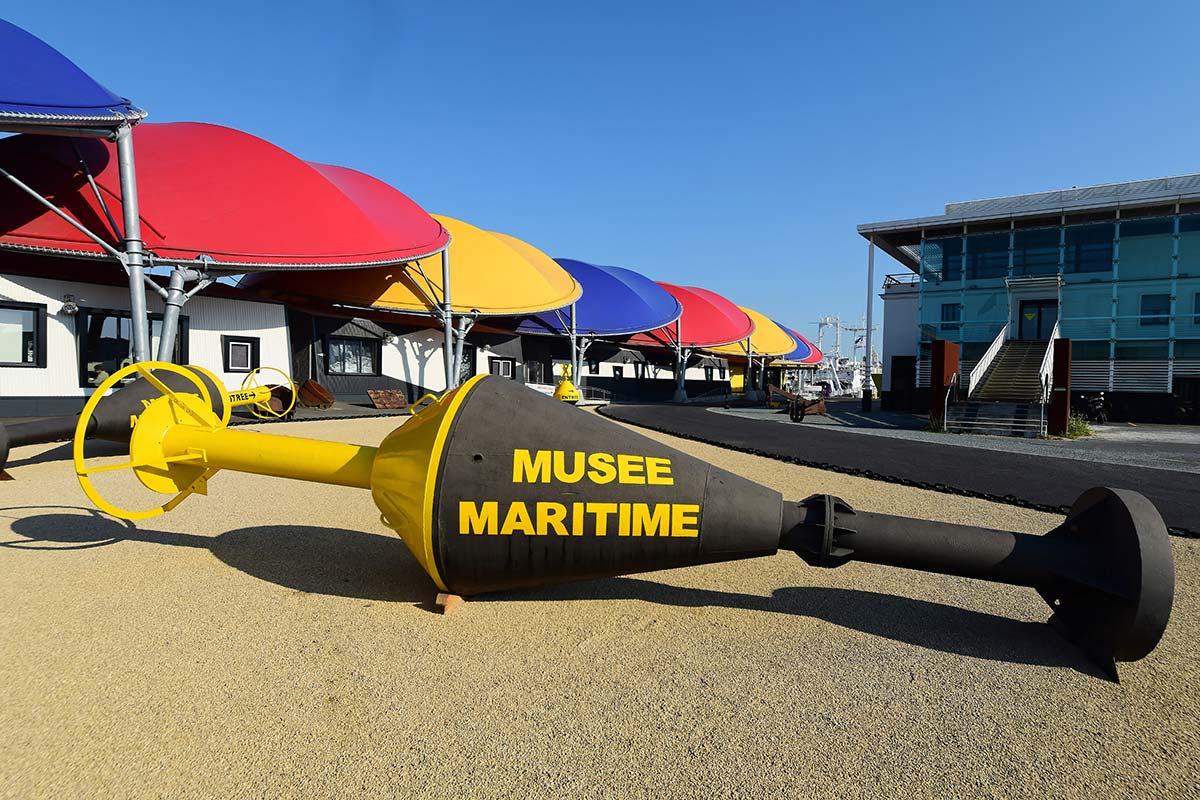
[0,273,288,399]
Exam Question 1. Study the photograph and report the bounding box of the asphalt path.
[601,404,1200,536]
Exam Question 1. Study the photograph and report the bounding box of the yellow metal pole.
[161,426,376,489]
[225,386,274,407]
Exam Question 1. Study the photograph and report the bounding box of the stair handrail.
[1038,321,1061,404]
[967,323,1008,396]
[943,371,959,425]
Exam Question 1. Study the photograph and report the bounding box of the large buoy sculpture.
[70,363,1174,681]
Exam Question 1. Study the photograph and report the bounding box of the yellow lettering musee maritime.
[458,449,699,538]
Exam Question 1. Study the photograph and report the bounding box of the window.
[612,366,624,380]
[1012,227,1061,276]
[0,301,46,367]
[77,309,187,387]
[221,335,260,373]
[587,359,600,375]
[326,336,379,375]
[1194,293,1200,325]
[718,367,726,379]
[525,360,545,384]
[965,233,1009,280]
[1064,223,1113,274]
[489,357,515,379]
[941,303,961,331]
[634,362,648,379]
[704,366,714,381]
[1140,294,1170,326]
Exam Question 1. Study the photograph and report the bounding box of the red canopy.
[0,122,448,271]
[627,283,754,349]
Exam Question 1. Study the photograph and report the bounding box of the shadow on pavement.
[2,509,433,604]
[485,576,1105,679]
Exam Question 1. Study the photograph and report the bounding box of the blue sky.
[8,2,1200,342]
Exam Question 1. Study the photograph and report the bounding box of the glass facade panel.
[1012,227,1060,276]
[1064,223,1113,274]
[965,233,1008,280]
[1114,285,1166,338]
[1178,215,1200,276]
[1115,340,1168,360]
[1059,284,1111,340]
[1119,217,1173,281]
[1072,341,1111,359]
[1176,340,1200,359]
[922,237,961,283]
[1176,278,1200,339]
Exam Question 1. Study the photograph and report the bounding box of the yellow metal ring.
[73,362,218,521]
[239,366,297,420]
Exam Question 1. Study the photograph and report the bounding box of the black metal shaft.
[5,416,89,448]
[781,495,1092,590]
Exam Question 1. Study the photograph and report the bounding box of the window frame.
[612,365,624,380]
[1139,293,1170,327]
[0,300,47,368]
[221,335,261,373]
[76,307,188,388]
[324,335,381,376]
[489,356,516,379]
[940,302,961,331]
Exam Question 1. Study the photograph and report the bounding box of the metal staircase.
[946,340,1047,437]
[972,341,1045,402]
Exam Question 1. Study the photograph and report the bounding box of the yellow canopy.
[706,306,795,357]
[247,215,580,316]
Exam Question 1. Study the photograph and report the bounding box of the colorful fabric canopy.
[0,19,143,126]
[773,323,823,365]
[627,284,754,349]
[515,259,682,337]
[0,122,449,270]
[706,306,795,357]
[249,217,581,316]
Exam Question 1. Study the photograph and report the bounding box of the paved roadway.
[601,403,1200,536]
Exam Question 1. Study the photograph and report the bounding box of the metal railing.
[580,385,612,401]
[943,371,959,425]
[883,272,920,287]
[967,323,1008,396]
[1038,320,1061,403]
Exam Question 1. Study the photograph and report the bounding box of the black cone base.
[1037,487,1175,679]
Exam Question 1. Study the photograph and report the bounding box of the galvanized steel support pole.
[156,268,187,361]
[115,124,150,363]
[673,319,687,403]
[440,249,455,389]
[862,236,875,411]
[569,303,579,381]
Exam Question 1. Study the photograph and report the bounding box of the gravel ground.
[712,407,1200,473]
[1,412,1196,799]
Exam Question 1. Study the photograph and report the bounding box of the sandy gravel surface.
[1,413,1196,799]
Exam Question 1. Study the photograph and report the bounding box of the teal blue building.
[862,175,1200,421]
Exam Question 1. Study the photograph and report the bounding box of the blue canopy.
[518,259,682,337]
[774,320,813,362]
[0,19,143,126]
